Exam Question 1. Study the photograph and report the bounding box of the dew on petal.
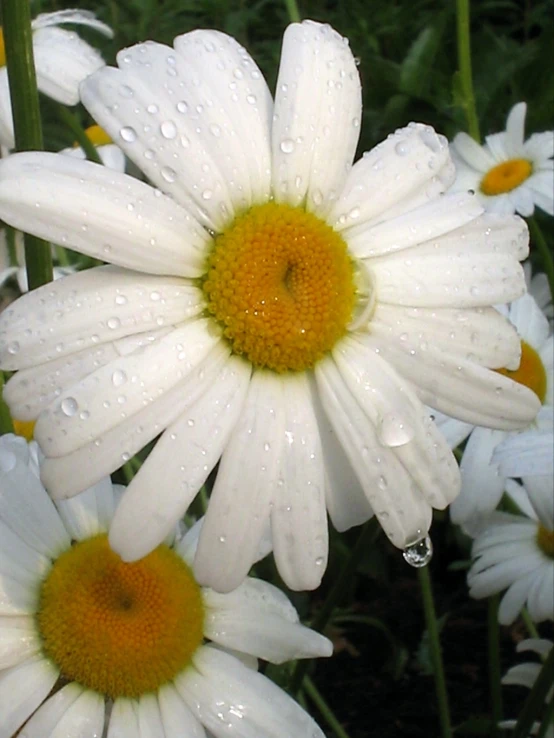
[119,126,137,143]
[61,397,79,417]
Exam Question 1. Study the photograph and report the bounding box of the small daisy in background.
[450,102,554,216]
[0,433,331,738]
[499,639,554,737]
[439,292,552,535]
[0,9,113,149]
[467,476,554,625]
[0,21,540,595]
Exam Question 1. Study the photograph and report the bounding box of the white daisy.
[0,22,539,593]
[60,123,126,172]
[442,293,553,535]
[499,639,554,737]
[449,102,554,216]
[0,10,113,149]
[467,476,554,624]
[0,433,331,738]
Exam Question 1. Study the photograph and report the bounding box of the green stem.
[303,675,352,738]
[528,217,554,303]
[513,646,554,738]
[55,105,102,165]
[290,518,379,694]
[283,0,301,23]
[488,595,504,737]
[521,607,540,641]
[536,698,554,738]
[0,372,14,434]
[2,0,53,290]
[417,566,453,738]
[456,0,481,142]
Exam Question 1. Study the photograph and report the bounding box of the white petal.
[527,566,554,622]
[310,382,373,531]
[0,515,51,589]
[523,475,554,530]
[346,191,483,259]
[469,551,544,597]
[452,132,495,171]
[55,477,115,540]
[0,152,208,278]
[329,123,450,230]
[372,303,521,370]
[508,292,550,349]
[177,646,326,738]
[0,69,14,149]
[450,427,508,535]
[194,371,284,593]
[334,338,460,510]
[26,688,104,738]
[315,355,432,549]
[109,352,250,562]
[497,569,542,625]
[485,132,510,163]
[502,663,541,690]
[4,328,171,421]
[107,699,140,738]
[158,684,206,737]
[204,577,332,663]
[270,373,328,590]
[32,27,106,106]
[524,131,554,161]
[0,265,204,370]
[173,30,273,206]
[271,21,361,216]
[494,430,554,478]
[34,319,220,457]
[0,657,58,738]
[505,103,527,156]
[40,341,228,499]
[18,683,85,738]
[431,409,473,449]
[31,10,113,36]
[370,249,526,309]
[363,325,541,429]
[0,436,70,557]
[137,694,165,737]
[0,616,41,669]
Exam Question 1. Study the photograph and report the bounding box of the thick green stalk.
[488,595,504,737]
[303,676,352,738]
[418,566,453,738]
[56,105,102,165]
[528,217,554,302]
[290,518,379,693]
[456,0,481,142]
[513,646,554,738]
[536,698,554,738]
[283,0,301,23]
[2,0,53,289]
[0,372,14,434]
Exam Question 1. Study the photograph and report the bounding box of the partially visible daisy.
[450,103,554,216]
[0,22,539,593]
[494,428,554,479]
[499,639,554,737]
[467,476,554,624]
[0,10,113,148]
[0,433,331,738]
[60,123,126,172]
[443,293,552,535]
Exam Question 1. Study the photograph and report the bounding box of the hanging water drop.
[402,535,433,568]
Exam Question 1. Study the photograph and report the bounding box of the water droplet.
[120,126,137,143]
[112,369,127,387]
[209,123,221,137]
[403,536,433,568]
[115,295,128,306]
[107,317,121,330]
[6,341,20,355]
[61,397,78,416]
[315,557,324,566]
[150,291,161,301]
[395,141,410,156]
[79,410,90,420]
[160,120,177,139]
[246,94,257,105]
[280,138,295,154]
[161,166,177,183]
[378,413,415,448]
[146,104,158,114]
[176,101,188,114]
[202,189,213,200]
[348,206,360,219]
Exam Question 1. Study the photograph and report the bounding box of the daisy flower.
[467,476,554,624]
[60,124,126,172]
[0,9,113,149]
[0,433,331,738]
[443,293,552,535]
[499,639,554,737]
[450,102,554,216]
[0,22,540,593]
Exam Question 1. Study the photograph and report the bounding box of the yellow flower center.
[73,124,113,148]
[537,525,554,559]
[480,159,533,196]
[496,340,547,403]
[37,535,204,699]
[0,29,5,68]
[202,202,356,372]
[13,419,36,441]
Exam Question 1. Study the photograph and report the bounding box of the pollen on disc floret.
[202,202,356,373]
[36,536,205,699]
